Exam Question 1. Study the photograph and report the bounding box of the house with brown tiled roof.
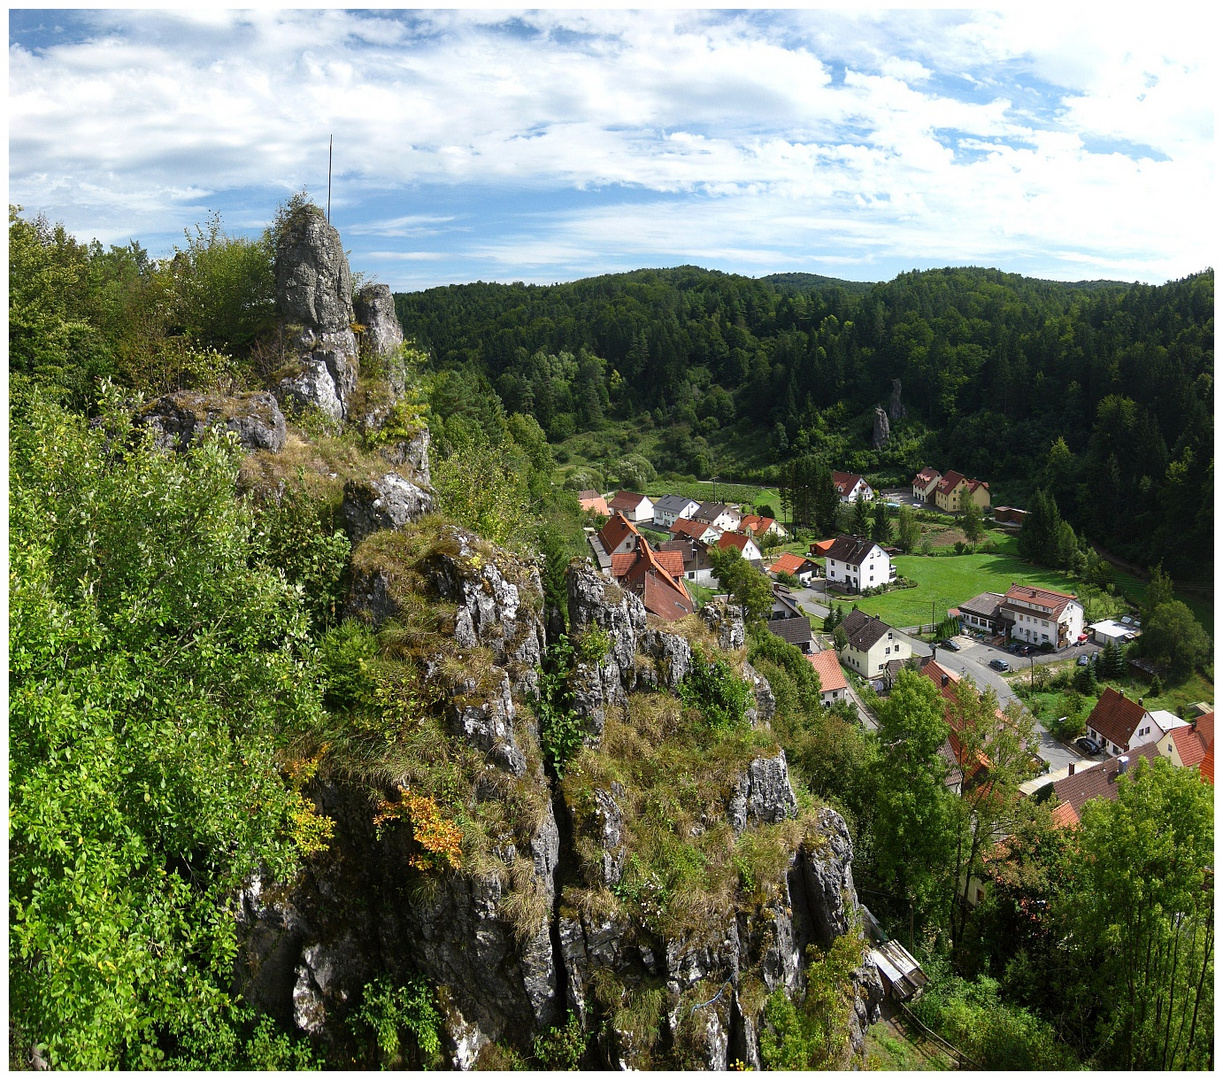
[1155,711,1213,769]
[770,552,819,585]
[934,470,991,513]
[807,647,849,706]
[659,537,716,585]
[739,514,786,540]
[608,490,655,523]
[616,538,695,622]
[1000,583,1084,650]
[839,609,910,678]
[911,467,941,502]
[1083,686,1160,757]
[1201,745,1214,785]
[669,517,721,544]
[825,535,894,593]
[716,531,762,562]
[831,471,874,504]
[1044,744,1162,827]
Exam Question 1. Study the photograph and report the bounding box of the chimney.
[941,674,950,687]
[1138,697,1144,707]
[1068,762,1076,776]
[1118,756,1129,775]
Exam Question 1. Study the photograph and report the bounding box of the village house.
[651,494,702,530]
[769,551,820,585]
[608,490,655,523]
[824,535,895,593]
[610,537,694,622]
[1087,616,1141,648]
[739,514,786,540]
[1000,583,1083,650]
[577,489,610,516]
[659,537,717,585]
[590,511,641,571]
[716,530,763,563]
[765,584,813,653]
[693,501,742,532]
[1083,686,1164,756]
[1043,744,1162,828]
[807,538,835,559]
[919,658,997,794]
[911,466,941,502]
[839,609,911,678]
[806,647,849,706]
[957,591,1006,636]
[831,471,874,504]
[933,470,990,513]
[1155,712,1213,770]
[669,517,722,545]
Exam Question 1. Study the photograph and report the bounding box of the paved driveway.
[787,592,1095,772]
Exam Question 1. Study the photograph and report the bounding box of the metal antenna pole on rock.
[327,135,333,224]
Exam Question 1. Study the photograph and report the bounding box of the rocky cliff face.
[235,550,881,1069]
[273,206,360,423]
[354,283,406,369]
[137,389,287,452]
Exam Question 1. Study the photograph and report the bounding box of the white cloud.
[7,8,1212,285]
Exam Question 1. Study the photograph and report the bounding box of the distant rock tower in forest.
[888,377,906,421]
[272,204,360,422]
[871,405,890,448]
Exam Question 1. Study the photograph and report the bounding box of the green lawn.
[1017,668,1214,727]
[849,551,1091,631]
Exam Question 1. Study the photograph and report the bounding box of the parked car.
[938,639,961,651]
[1076,737,1101,755]
[989,658,1010,672]
[1077,654,1094,666]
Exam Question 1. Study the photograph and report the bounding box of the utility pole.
[327,135,333,224]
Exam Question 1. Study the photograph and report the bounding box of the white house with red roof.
[716,531,763,562]
[912,467,941,502]
[807,648,849,706]
[669,517,721,544]
[831,471,874,503]
[608,490,655,523]
[1000,583,1083,650]
[739,514,785,540]
[770,551,819,585]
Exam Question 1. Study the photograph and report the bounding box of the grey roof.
[824,534,883,567]
[768,616,813,646]
[841,608,894,651]
[694,501,732,522]
[959,591,1005,619]
[655,494,699,513]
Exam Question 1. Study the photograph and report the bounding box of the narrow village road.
[789,583,1093,772]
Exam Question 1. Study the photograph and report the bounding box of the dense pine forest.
[9,203,1214,1071]
[396,264,1214,582]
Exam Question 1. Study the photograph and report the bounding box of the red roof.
[579,494,609,515]
[831,470,867,496]
[1196,712,1214,748]
[740,514,776,538]
[654,549,685,577]
[919,659,994,782]
[808,538,835,556]
[1047,743,1162,827]
[717,532,753,554]
[670,518,712,541]
[1201,746,1214,785]
[1084,686,1148,750]
[807,648,848,695]
[1002,583,1078,619]
[597,511,639,554]
[913,466,940,486]
[771,552,807,576]
[1169,725,1209,769]
[617,536,694,622]
[936,470,966,495]
[609,490,648,513]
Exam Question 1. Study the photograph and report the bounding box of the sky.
[7,7,1215,291]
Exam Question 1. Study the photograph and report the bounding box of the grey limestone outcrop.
[137,389,286,453]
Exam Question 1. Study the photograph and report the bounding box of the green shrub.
[533,1011,585,1070]
[349,976,443,1069]
[678,646,752,730]
[535,637,585,777]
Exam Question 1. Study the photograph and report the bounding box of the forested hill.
[396,265,1214,580]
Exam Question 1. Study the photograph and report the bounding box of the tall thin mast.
[327,135,333,224]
